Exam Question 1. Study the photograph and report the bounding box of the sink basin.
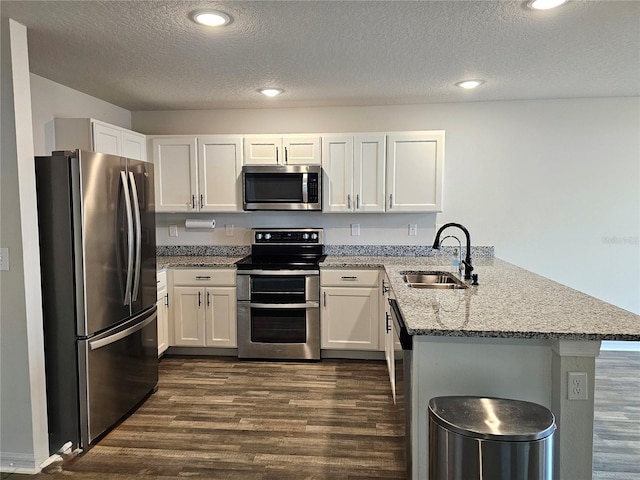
[401,271,468,289]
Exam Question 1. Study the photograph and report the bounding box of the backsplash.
[157,245,494,257]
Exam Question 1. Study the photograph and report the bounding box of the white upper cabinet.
[386,131,444,212]
[151,136,243,213]
[52,118,147,161]
[243,135,321,165]
[198,136,243,212]
[152,137,198,212]
[322,134,385,213]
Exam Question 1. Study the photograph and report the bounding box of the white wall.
[134,98,640,314]
[30,74,131,156]
[0,18,49,473]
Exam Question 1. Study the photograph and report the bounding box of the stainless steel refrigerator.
[35,150,158,454]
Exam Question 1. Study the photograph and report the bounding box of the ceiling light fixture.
[455,80,485,90]
[527,0,568,10]
[190,9,232,27]
[258,88,284,97]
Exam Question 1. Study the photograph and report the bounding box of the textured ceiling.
[2,0,639,111]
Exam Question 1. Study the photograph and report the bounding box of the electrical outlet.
[0,247,8,271]
[351,224,360,236]
[168,224,178,237]
[225,224,234,236]
[568,372,588,400]
[408,224,418,236]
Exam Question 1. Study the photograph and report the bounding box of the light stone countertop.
[157,256,243,269]
[321,255,640,341]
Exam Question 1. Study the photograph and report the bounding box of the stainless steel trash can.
[428,396,555,480]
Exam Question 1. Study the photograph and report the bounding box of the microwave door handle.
[302,172,308,203]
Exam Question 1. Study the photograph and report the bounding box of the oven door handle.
[245,302,319,309]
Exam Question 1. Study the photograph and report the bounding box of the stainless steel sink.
[401,271,468,289]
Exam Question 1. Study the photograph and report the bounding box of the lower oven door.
[237,302,320,360]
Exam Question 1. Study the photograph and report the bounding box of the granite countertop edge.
[156,253,640,342]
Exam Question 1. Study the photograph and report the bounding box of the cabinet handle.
[347,194,352,209]
[385,312,392,333]
[191,194,196,209]
[195,276,211,280]
[382,279,390,294]
[284,147,288,164]
[323,291,327,307]
[200,194,204,209]
[198,291,202,307]
[356,194,360,209]
[276,146,279,164]
[207,291,210,307]
[340,276,358,280]
[389,194,393,209]
[164,293,169,307]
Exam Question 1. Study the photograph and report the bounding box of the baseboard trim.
[0,452,39,474]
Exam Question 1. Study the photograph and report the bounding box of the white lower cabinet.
[320,269,380,350]
[171,269,237,348]
[157,269,169,356]
[381,273,395,400]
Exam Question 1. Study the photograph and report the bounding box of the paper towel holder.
[185,218,216,229]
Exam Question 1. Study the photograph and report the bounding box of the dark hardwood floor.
[3,349,638,479]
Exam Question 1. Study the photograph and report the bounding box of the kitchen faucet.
[432,223,474,280]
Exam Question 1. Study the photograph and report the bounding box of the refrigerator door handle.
[128,171,142,302]
[89,310,157,350]
[120,171,134,305]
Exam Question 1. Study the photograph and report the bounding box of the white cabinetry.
[171,269,237,348]
[381,273,395,400]
[320,269,380,350]
[386,131,444,212]
[243,135,321,165]
[53,118,147,161]
[156,269,169,356]
[322,134,385,212]
[151,136,243,212]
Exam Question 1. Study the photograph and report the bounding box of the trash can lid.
[428,396,556,441]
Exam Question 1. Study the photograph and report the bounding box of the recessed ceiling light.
[455,80,485,90]
[527,0,568,10]
[190,10,232,27]
[258,88,284,97]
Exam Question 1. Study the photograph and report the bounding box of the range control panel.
[253,228,323,245]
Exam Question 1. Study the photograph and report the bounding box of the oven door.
[237,302,320,360]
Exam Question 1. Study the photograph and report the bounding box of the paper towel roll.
[185,218,216,229]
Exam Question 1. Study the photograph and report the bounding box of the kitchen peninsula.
[157,251,639,480]
[322,254,640,480]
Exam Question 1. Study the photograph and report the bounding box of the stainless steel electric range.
[235,228,325,360]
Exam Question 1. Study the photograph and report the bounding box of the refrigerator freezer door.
[128,159,157,316]
[79,306,158,447]
[77,151,132,335]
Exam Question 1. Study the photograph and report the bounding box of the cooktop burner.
[235,228,325,271]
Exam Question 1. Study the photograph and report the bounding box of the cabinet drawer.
[172,268,236,286]
[321,269,379,287]
[157,269,167,289]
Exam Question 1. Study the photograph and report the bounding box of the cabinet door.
[92,121,121,156]
[152,137,198,212]
[354,134,385,212]
[283,136,321,165]
[321,287,379,350]
[204,287,237,347]
[243,136,280,164]
[322,136,354,212]
[157,286,169,355]
[198,136,243,212]
[172,286,205,346]
[122,131,147,161]
[386,131,444,212]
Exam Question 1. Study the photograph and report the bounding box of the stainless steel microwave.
[242,165,321,211]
